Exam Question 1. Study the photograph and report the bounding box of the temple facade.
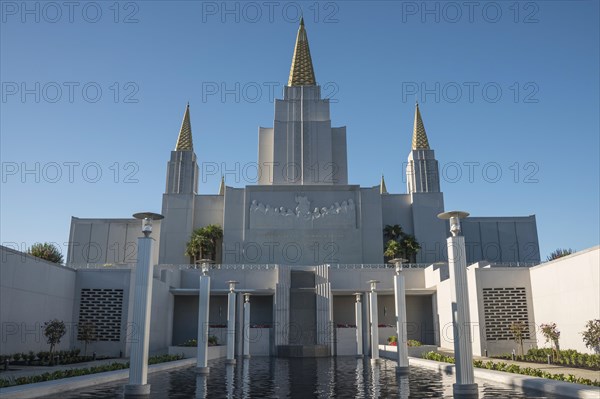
[8,20,588,363]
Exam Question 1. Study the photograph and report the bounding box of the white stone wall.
[530,247,600,354]
[68,217,161,266]
[0,246,76,354]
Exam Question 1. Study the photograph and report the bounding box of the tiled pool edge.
[379,346,600,399]
[0,346,228,399]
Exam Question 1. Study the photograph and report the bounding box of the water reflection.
[195,374,207,399]
[355,358,365,398]
[225,363,234,398]
[40,357,562,399]
[397,375,410,399]
[371,361,381,398]
[241,358,250,398]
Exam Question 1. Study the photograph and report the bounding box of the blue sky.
[1,0,598,261]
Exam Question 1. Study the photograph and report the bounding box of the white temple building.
[2,20,598,360]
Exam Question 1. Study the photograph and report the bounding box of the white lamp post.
[124,212,164,396]
[243,293,251,358]
[196,259,213,374]
[367,280,380,363]
[354,293,363,358]
[225,280,239,364]
[438,211,478,398]
[389,258,409,375]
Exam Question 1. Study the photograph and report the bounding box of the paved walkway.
[436,348,600,382]
[0,358,129,382]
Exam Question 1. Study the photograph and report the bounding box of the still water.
[40,357,559,398]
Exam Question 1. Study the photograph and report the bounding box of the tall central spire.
[175,103,193,151]
[288,17,316,86]
[412,103,430,150]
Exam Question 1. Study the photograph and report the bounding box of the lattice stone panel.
[482,287,530,341]
[78,288,123,342]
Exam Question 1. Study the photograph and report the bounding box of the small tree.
[581,319,600,354]
[77,321,97,356]
[384,240,402,259]
[383,224,421,263]
[28,243,64,264]
[43,319,66,358]
[509,321,527,356]
[185,225,223,263]
[539,322,560,361]
[546,248,574,261]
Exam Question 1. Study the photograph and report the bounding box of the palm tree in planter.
[383,224,421,263]
[185,225,223,263]
[384,224,403,242]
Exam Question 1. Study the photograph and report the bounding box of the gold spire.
[380,175,388,194]
[218,175,225,195]
[175,103,193,151]
[412,103,430,150]
[287,17,316,86]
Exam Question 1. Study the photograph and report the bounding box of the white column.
[449,235,478,396]
[243,293,251,358]
[368,280,380,363]
[394,272,409,374]
[196,273,211,374]
[354,293,363,357]
[124,237,154,396]
[226,281,238,364]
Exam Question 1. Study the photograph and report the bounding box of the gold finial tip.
[300,16,304,26]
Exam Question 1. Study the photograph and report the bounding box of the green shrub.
[407,339,422,347]
[424,351,600,387]
[493,348,600,370]
[0,354,183,387]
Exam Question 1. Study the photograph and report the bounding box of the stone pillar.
[449,234,477,396]
[124,237,154,396]
[243,293,251,358]
[439,211,478,398]
[391,258,409,375]
[368,280,380,363]
[196,265,211,374]
[354,293,363,358]
[226,281,238,364]
[274,266,290,352]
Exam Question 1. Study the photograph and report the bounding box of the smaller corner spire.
[412,103,430,150]
[175,103,193,151]
[218,175,225,195]
[380,174,388,195]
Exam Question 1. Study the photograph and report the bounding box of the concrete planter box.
[378,327,396,345]
[336,327,357,356]
[168,345,226,360]
[408,344,437,358]
[379,344,438,359]
[247,328,270,356]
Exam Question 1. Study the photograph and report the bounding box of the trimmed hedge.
[422,351,600,387]
[493,348,600,370]
[0,354,183,388]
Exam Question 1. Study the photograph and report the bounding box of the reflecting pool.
[40,357,560,398]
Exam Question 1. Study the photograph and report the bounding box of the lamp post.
[389,258,409,375]
[354,293,364,358]
[124,212,164,396]
[438,211,478,398]
[243,293,251,358]
[196,259,214,374]
[367,280,380,363]
[225,281,239,364]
